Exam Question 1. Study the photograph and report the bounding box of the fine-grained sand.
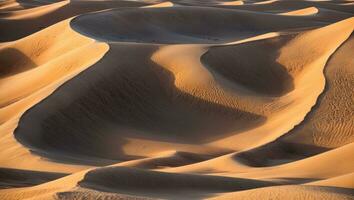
[0,0,353,199]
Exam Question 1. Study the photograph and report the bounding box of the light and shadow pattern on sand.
[0,0,353,199]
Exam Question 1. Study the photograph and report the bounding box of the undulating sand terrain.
[0,0,353,199]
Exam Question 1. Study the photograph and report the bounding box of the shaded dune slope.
[235,34,354,167]
[0,0,150,41]
[14,42,264,163]
[14,8,353,164]
[209,185,354,200]
[11,5,354,185]
[0,18,109,172]
[71,6,323,44]
[214,0,354,14]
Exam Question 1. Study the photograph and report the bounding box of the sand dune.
[0,18,108,172]
[0,0,353,199]
[280,7,319,16]
[71,6,324,44]
[308,172,354,189]
[209,185,354,200]
[0,0,150,41]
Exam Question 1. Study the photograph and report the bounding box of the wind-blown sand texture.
[0,0,353,199]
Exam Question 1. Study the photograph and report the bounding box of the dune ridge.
[0,18,109,172]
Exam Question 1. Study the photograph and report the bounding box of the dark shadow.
[0,167,68,189]
[14,43,265,165]
[211,0,354,14]
[201,35,295,96]
[0,1,150,42]
[235,140,330,167]
[234,34,354,167]
[76,166,278,199]
[0,47,36,78]
[0,0,46,12]
[271,177,321,185]
[70,6,322,44]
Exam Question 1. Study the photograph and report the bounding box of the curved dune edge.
[253,0,279,5]
[0,1,68,20]
[70,6,323,44]
[0,143,352,199]
[220,1,244,6]
[0,166,273,200]
[279,7,319,16]
[230,142,354,180]
[13,10,352,164]
[209,16,354,149]
[4,4,354,173]
[160,138,354,179]
[226,35,354,169]
[307,172,354,189]
[0,0,150,41]
[208,185,354,200]
[158,17,354,175]
[0,18,109,172]
[10,5,334,166]
[144,1,175,8]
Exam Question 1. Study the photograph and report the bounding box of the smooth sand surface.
[0,0,353,199]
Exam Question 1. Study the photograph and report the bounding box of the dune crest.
[280,7,319,16]
[0,19,108,172]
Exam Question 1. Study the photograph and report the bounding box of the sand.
[0,0,353,199]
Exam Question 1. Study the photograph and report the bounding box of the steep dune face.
[235,34,354,167]
[78,167,275,199]
[232,143,354,180]
[0,0,353,199]
[208,16,354,150]
[280,7,319,16]
[202,36,294,96]
[285,35,354,148]
[0,0,150,41]
[215,0,354,14]
[14,42,264,163]
[308,172,354,189]
[14,11,352,164]
[0,168,67,189]
[0,18,109,172]
[209,185,354,200]
[71,7,322,44]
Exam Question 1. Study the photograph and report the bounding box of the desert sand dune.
[144,1,175,8]
[0,0,150,41]
[78,166,275,199]
[0,168,67,189]
[280,6,319,16]
[229,142,354,181]
[0,165,276,200]
[233,34,354,167]
[308,172,354,189]
[215,0,354,14]
[0,18,108,172]
[71,6,324,44]
[0,0,353,199]
[209,185,354,200]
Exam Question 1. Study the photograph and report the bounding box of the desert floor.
[0,0,353,199]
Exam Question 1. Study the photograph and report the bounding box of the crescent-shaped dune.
[280,7,319,16]
[0,0,353,199]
